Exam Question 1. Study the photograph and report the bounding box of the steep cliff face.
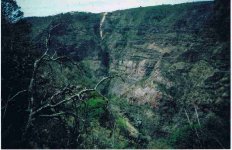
[100,2,218,105]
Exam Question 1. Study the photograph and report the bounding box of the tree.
[1,0,23,23]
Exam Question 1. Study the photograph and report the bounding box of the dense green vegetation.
[1,0,230,149]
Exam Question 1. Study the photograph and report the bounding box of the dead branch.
[2,90,28,121]
[94,74,124,90]
[184,108,192,126]
[39,112,66,117]
[48,85,72,102]
[31,88,95,116]
[8,90,28,102]
[39,111,77,118]
[30,75,119,117]
[25,23,61,133]
[44,55,80,70]
[1,89,27,110]
[94,76,112,90]
[184,108,201,145]
[194,104,201,127]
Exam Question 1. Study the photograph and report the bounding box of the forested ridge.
[1,0,230,148]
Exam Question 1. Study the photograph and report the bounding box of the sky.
[16,0,212,17]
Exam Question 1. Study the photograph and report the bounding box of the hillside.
[2,1,230,149]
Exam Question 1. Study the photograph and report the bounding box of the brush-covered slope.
[24,1,230,148]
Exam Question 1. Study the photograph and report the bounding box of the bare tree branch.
[2,89,28,121]
[25,23,61,133]
[94,76,111,90]
[8,90,28,102]
[30,74,122,116]
[2,89,27,110]
[184,108,192,126]
[39,112,66,117]
[45,55,80,67]
[194,104,201,127]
